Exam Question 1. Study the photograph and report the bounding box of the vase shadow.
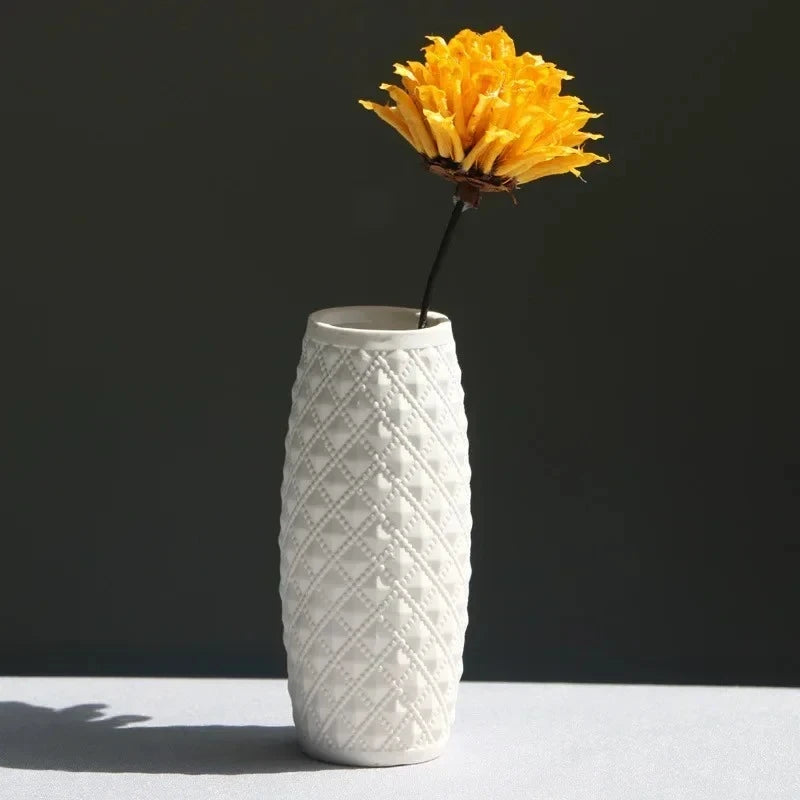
[0,701,339,774]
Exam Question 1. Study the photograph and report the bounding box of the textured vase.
[279,306,472,767]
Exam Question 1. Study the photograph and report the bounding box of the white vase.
[279,306,472,766]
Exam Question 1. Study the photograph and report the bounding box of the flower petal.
[379,83,437,158]
[515,151,608,184]
[423,110,465,162]
[359,100,420,151]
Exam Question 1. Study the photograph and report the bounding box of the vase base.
[299,736,447,767]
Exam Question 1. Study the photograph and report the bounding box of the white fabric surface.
[1,677,797,799]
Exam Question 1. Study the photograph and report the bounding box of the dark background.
[2,0,797,684]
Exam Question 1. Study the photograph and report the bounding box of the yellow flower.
[360,27,607,200]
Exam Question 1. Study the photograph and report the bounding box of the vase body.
[279,306,472,766]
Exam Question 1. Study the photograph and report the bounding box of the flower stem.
[418,198,466,329]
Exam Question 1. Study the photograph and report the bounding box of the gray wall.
[3,0,797,683]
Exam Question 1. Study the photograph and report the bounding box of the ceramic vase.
[279,306,472,766]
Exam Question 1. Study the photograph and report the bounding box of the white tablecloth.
[1,677,797,799]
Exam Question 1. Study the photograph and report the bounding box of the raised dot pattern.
[279,335,472,757]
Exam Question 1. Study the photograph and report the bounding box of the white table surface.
[1,677,797,799]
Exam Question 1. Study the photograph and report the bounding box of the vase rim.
[306,306,453,350]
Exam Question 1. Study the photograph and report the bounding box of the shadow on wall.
[0,701,338,774]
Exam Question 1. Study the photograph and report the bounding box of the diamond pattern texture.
[279,332,471,762]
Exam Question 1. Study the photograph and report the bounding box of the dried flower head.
[360,27,607,203]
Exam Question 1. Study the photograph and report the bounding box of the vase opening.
[306,306,453,350]
[310,306,447,332]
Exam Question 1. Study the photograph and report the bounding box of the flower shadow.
[0,701,340,774]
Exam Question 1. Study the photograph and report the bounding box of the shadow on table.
[0,701,341,774]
